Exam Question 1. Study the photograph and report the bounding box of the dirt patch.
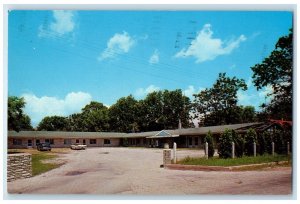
[65,170,87,176]
[98,152,109,154]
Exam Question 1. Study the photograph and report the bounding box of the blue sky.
[8,10,292,127]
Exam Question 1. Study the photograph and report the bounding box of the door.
[28,139,32,147]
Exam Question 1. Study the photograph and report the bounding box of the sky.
[8,10,292,127]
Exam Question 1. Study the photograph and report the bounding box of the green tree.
[140,89,192,131]
[37,116,69,131]
[257,132,266,155]
[263,131,273,154]
[218,128,234,159]
[108,95,139,132]
[204,130,215,158]
[232,130,244,158]
[273,130,285,154]
[241,106,256,123]
[68,113,85,131]
[8,96,33,131]
[81,101,110,132]
[193,73,247,126]
[251,28,292,120]
[244,128,257,156]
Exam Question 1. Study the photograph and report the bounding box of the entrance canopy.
[146,130,179,139]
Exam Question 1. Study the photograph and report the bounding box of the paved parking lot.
[7,147,292,195]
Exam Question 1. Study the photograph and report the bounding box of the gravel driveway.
[7,147,292,196]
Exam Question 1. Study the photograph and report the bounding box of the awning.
[146,130,179,139]
[146,135,179,139]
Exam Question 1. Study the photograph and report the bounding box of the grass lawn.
[8,149,65,176]
[31,153,62,176]
[178,154,291,166]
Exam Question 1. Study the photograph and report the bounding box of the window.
[36,139,40,144]
[189,137,193,146]
[104,139,111,145]
[136,139,140,145]
[76,139,79,144]
[13,139,22,145]
[45,139,54,145]
[28,139,32,146]
[83,139,86,145]
[64,139,71,145]
[90,139,96,144]
[194,137,198,146]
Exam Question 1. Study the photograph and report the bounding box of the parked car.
[37,143,51,151]
[70,144,87,150]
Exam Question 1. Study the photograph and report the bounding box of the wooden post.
[173,142,177,163]
[272,142,275,156]
[287,142,290,155]
[232,142,235,159]
[253,142,256,157]
[205,142,208,159]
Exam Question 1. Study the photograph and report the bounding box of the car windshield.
[42,143,50,146]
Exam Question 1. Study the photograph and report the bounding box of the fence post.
[253,142,256,157]
[272,142,275,156]
[205,142,208,159]
[173,142,177,163]
[232,142,235,159]
[287,142,290,155]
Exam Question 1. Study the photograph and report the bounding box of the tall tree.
[140,89,192,131]
[81,101,110,132]
[68,113,85,131]
[37,116,69,131]
[251,28,292,120]
[108,95,139,132]
[193,73,247,126]
[68,101,110,132]
[8,96,33,131]
[241,106,256,123]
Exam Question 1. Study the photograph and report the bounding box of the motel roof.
[8,122,263,139]
[8,131,126,139]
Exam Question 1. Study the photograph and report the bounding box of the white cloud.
[237,84,274,110]
[149,49,160,64]
[175,24,246,63]
[22,92,92,127]
[39,10,76,37]
[229,64,236,70]
[237,90,256,107]
[134,85,160,98]
[249,31,261,39]
[99,31,135,60]
[258,85,274,99]
[183,85,205,99]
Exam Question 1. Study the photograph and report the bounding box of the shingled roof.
[8,122,264,139]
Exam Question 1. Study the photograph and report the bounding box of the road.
[7,147,292,196]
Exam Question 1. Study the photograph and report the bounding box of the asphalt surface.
[7,147,292,196]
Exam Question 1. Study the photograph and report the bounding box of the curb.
[164,161,289,171]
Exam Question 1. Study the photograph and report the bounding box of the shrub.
[284,129,292,153]
[257,132,266,155]
[204,130,215,158]
[232,130,244,157]
[218,128,233,159]
[273,130,285,154]
[263,131,273,154]
[244,128,257,156]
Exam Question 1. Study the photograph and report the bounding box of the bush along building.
[8,120,292,152]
